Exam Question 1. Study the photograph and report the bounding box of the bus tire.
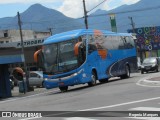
[156,66,159,72]
[59,86,68,92]
[141,70,144,74]
[88,71,97,86]
[99,78,108,83]
[42,81,44,88]
[121,65,130,79]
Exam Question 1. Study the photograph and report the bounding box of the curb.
[11,87,47,97]
[137,77,160,87]
[141,79,160,86]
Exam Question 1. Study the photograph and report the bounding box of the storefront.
[0,55,23,98]
[129,26,160,61]
[0,38,44,71]
[0,38,44,98]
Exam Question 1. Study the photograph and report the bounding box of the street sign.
[109,13,117,32]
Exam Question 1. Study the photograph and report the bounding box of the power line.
[88,5,160,17]
[87,0,107,14]
[82,0,107,29]
[22,18,82,26]
[1,5,160,32]
[1,13,159,28]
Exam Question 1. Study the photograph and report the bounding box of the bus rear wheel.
[59,86,68,92]
[120,65,130,79]
[88,71,97,86]
[99,78,108,83]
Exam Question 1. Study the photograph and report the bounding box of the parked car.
[10,79,14,90]
[25,71,44,87]
[137,57,142,70]
[12,69,44,87]
[141,57,160,74]
[9,75,16,88]
[137,61,141,70]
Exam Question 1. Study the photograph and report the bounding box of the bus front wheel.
[88,71,97,86]
[59,86,68,92]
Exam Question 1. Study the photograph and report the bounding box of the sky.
[0,0,140,19]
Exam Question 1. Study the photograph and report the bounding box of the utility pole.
[48,28,53,36]
[82,0,107,29]
[17,12,30,92]
[83,0,88,29]
[128,16,136,33]
[128,16,142,62]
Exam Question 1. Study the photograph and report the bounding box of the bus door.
[87,43,102,76]
[88,43,107,79]
[97,48,108,78]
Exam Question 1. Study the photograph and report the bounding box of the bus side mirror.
[34,49,41,63]
[12,67,24,81]
[74,42,82,56]
[34,49,43,68]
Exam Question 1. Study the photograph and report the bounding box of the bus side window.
[118,36,125,49]
[125,37,134,49]
[88,44,97,54]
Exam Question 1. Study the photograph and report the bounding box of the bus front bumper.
[43,69,84,89]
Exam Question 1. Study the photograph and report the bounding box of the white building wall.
[8,30,34,42]
[0,29,50,44]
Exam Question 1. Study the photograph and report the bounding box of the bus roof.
[43,29,132,45]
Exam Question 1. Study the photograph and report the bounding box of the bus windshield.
[42,39,79,74]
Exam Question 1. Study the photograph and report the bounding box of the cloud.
[100,0,140,11]
[121,0,140,5]
[0,0,140,18]
[0,0,60,4]
[57,0,140,18]
[58,0,110,18]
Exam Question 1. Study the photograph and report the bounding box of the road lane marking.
[64,117,97,120]
[136,73,160,87]
[129,117,160,119]
[127,107,160,120]
[18,97,160,120]
[19,116,42,120]
[78,96,160,111]
[130,107,160,111]
[137,79,160,88]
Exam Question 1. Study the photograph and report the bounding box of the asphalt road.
[1,72,160,120]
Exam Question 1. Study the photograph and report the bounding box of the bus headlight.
[73,73,78,76]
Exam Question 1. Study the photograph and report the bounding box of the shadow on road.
[46,76,135,95]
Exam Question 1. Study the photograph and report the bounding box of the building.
[128,26,160,61]
[0,29,51,98]
[0,29,51,72]
[0,29,50,43]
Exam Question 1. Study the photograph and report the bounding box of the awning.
[0,54,24,64]
[0,37,46,48]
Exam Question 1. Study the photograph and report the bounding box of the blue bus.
[34,29,137,91]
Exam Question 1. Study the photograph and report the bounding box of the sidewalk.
[148,76,160,81]
[11,86,47,97]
